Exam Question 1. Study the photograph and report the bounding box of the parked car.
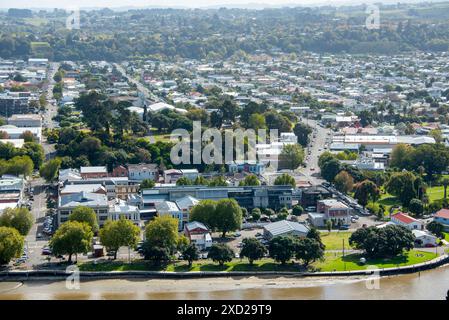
[42,248,52,255]
[339,225,350,230]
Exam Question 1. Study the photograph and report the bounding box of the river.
[0,265,448,300]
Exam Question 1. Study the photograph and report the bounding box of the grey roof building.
[263,220,309,239]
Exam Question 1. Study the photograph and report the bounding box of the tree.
[142,245,170,266]
[0,226,24,265]
[293,123,313,147]
[442,178,449,199]
[410,144,449,180]
[385,171,417,206]
[247,113,266,131]
[239,174,260,186]
[208,243,234,266]
[100,218,140,260]
[280,144,304,170]
[0,207,33,236]
[307,227,325,250]
[349,225,414,258]
[354,180,380,207]
[182,243,199,267]
[292,205,304,216]
[274,173,296,187]
[240,237,267,265]
[144,216,179,253]
[5,155,33,177]
[214,199,243,238]
[409,198,424,217]
[39,158,62,183]
[68,206,99,234]
[140,178,155,189]
[295,237,324,267]
[176,176,192,186]
[49,221,93,263]
[426,221,444,238]
[268,236,296,265]
[190,200,217,230]
[19,130,35,143]
[326,220,333,233]
[334,170,354,194]
[389,143,412,169]
[320,158,341,182]
[251,208,261,221]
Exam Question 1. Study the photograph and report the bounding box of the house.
[180,169,199,181]
[7,114,42,127]
[80,166,108,179]
[263,220,309,240]
[58,169,82,183]
[111,165,128,178]
[0,176,24,214]
[127,163,159,182]
[228,161,266,175]
[434,209,449,230]
[58,191,109,226]
[164,169,183,183]
[59,184,107,196]
[412,230,438,247]
[308,199,352,227]
[155,201,185,231]
[391,212,423,230]
[184,221,212,250]
[300,186,332,209]
[108,199,140,225]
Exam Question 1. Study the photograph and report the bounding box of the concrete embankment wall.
[1,254,448,282]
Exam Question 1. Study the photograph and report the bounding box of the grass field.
[314,250,437,272]
[320,232,353,250]
[378,190,402,216]
[426,186,445,202]
[79,249,436,273]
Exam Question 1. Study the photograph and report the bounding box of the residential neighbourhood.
[1,1,449,302]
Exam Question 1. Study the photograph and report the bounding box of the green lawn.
[314,250,437,272]
[426,186,445,202]
[378,192,401,215]
[443,232,449,242]
[80,259,301,272]
[79,249,437,273]
[320,232,353,250]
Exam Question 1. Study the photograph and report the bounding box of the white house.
[412,230,438,247]
[391,212,424,230]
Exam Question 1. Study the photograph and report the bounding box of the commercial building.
[263,220,309,240]
[58,191,109,226]
[140,185,294,211]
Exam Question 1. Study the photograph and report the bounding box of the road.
[299,118,331,185]
[114,63,159,103]
[41,62,60,160]
[16,63,60,269]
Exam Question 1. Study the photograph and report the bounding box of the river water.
[0,265,448,300]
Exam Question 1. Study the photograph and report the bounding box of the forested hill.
[1,2,449,61]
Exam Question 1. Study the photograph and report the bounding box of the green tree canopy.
[240,237,267,265]
[68,206,99,234]
[268,236,296,265]
[0,226,24,265]
[144,216,179,253]
[208,243,234,266]
[274,173,296,187]
[49,221,93,263]
[100,218,141,259]
[39,158,62,182]
[0,207,33,236]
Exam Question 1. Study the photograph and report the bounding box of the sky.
[0,0,428,9]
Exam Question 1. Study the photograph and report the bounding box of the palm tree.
[442,178,449,199]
